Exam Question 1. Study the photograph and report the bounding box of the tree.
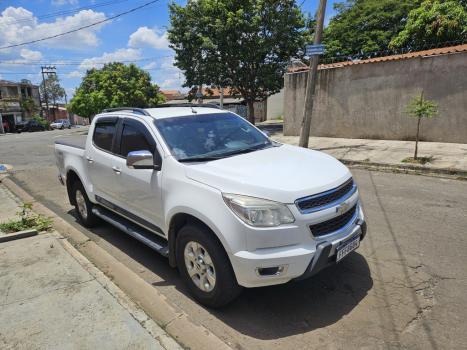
[406,92,438,160]
[40,74,65,119]
[322,0,422,59]
[168,0,306,124]
[69,63,165,121]
[20,97,38,118]
[390,0,467,49]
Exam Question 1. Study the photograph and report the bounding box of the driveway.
[2,129,466,349]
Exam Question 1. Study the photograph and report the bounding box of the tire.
[72,181,100,228]
[176,222,242,308]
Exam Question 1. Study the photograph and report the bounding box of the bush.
[32,116,51,130]
[0,203,53,233]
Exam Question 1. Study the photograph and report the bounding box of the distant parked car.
[51,119,71,130]
[15,120,46,132]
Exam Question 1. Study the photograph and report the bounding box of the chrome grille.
[295,178,356,213]
[309,204,358,237]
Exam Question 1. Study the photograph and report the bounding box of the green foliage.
[168,0,306,122]
[390,0,467,48]
[32,115,50,129]
[40,74,66,104]
[406,92,438,159]
[323,0,422,58]
[406,93,438,120]
[69,63,165,120]
[0,203,53,233]
[20,97,38,115]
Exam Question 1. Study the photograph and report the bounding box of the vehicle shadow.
[216,252,372,339]
[68,209,372,340]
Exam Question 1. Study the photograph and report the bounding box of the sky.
[0,0,339,98]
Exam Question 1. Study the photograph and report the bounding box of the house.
[160,90,185,101]
[0,79,41,131]
[42,103,89,126]
[165,87,268,122]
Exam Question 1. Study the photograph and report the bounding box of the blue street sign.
[305,44,325,56]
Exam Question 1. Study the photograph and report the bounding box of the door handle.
[112,166,121,174]
[86,156,94,164]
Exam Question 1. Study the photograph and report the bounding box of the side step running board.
[92,206,169,257]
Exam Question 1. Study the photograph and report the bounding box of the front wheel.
[176,223,242,308]
[72,182,100,227]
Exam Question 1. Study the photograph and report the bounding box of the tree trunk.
[414,117,421,160]
[247,100,255,125]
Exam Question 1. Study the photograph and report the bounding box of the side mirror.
[127,150,161,170]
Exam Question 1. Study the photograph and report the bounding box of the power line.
[0,0,161,50]
[0,55,174,66]
[1,0,131,26]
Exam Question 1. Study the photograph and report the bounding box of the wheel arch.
[167,212,228,268]
[65,168,86,206]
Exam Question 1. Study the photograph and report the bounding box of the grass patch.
[401,156,434,165]
[0,203,53,233]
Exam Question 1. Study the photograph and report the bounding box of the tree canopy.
[168,0,306,123]
[69,63,165,120]
[40,74,65,104]
[390,0,467,48]
[322,0,422,58]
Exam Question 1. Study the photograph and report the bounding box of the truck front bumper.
[230,218,367,288]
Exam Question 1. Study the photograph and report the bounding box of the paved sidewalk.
[0,184,181,350]
[261,122,467,174]
[0,185,22,227]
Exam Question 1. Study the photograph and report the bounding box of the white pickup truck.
[55,105,367,307]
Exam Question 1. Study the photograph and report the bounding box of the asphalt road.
[2,129,467,350]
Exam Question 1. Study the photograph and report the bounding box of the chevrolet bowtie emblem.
[336,202,350,215]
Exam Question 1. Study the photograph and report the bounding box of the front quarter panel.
[163,158,247,254]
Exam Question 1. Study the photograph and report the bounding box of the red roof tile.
[317,44,467,70]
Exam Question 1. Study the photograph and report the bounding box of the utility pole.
[40,66,56,121]
[219,87,224,109]
[298,0,327,148]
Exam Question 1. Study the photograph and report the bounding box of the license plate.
[336,236,360,263]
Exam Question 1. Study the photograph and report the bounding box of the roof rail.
[150,103,221,110]
[102,107,151,116]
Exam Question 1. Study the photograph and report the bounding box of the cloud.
[143,61,158,70]
[128,27,169,50]
[52,0,79,5]
[79,48,142,69]
[65,70,83,78]
[148,56,185,90]
[0,6,108,51]
[20,48,42,61]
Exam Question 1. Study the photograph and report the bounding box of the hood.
[184,144,351,203]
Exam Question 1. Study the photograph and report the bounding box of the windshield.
[155,113,272,161]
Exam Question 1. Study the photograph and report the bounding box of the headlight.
[222,193,295,227]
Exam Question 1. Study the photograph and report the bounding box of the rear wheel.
[72,181,100,227]
[176,223,242,308]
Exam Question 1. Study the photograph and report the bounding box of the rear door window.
[93,121,117,152]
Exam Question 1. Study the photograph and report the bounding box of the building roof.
[160,90,185,100]
[319,44,467,70]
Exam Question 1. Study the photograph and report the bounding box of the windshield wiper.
[178,156,224,163]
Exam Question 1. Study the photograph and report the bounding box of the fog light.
[256,265,288,277]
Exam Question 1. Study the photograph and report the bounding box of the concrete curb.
[0,229,38,243]
[340,159,467,180]
[1,177,232,350]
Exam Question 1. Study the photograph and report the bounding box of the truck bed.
[55,135,87,150]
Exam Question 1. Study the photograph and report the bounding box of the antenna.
[191,106,197,114]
